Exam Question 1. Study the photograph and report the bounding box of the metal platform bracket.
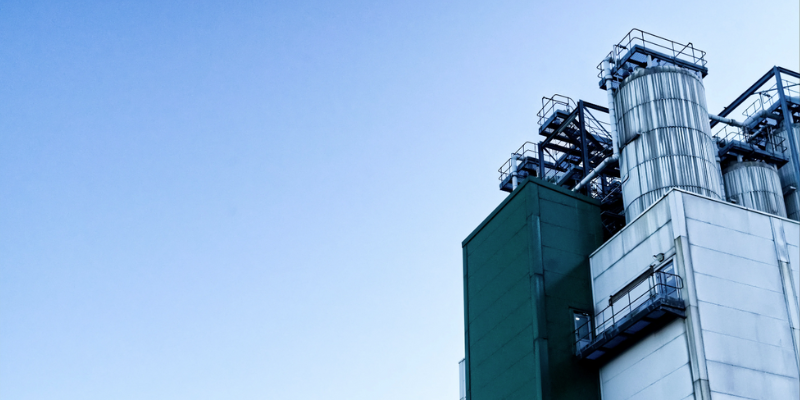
[575,269,685,362]
[598,29,708,90]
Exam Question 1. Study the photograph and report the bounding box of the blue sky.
[1,1,798,399]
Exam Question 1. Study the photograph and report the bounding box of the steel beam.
[774,67,800,189]
[711,68,775,127]
[579,101,590,195]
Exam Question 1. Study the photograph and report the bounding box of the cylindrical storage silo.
[615,65,723,221]
[776,123,800,221]
[722,161,787,217]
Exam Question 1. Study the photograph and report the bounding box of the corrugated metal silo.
[776,123,800,220]
[722,161,787,217]
[615,65,723,221]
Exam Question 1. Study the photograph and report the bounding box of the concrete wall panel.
[590,191,800,400]
[690,245,783,293]
[600,320,690,400]
[686,218,778,265]
[703,330,798,378]
[682,193,774,239]
[697,300,794,349]
[693,273,788,320]
[707,360,800,399]
[592,222,674,312]
[626,364,693,400]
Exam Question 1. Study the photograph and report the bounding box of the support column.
[669,192,712,400]
[775,67,800,184]
[579,101,589,196]
[770,218,800,372]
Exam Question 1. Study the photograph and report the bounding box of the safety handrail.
[596,29,707,79]
[537,94,577,126]
[574,270,683,348]
[498,141,539,181]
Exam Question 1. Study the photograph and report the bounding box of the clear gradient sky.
[1,1,798,399]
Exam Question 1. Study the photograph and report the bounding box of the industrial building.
[459,29,800,400]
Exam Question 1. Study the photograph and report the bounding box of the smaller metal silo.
[776,123,800,220]
[722,161,787,217]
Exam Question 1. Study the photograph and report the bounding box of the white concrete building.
[587,189,799,400]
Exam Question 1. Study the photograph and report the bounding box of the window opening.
[656,260,678,299]
[574,311,592,350]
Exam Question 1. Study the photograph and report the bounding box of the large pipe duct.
[572,155,618,192]
[708,113,744,127]
[709,96,799,131]
[510,153,519,190]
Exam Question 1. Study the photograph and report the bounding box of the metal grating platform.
[575,270,685,362]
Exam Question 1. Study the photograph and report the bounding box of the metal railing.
[742,80,799,119]
[596,28,707,79]
[712,123,786,150]
[537,94,576,126]
[499,99,618,200]
[710,76,797,157]
[713,123,748,145]
[574,270,683,348]
[582,107,612,142]
[540,140,577,183]
[498,141,538,182]
[593,176,620,202]
[712,111,788,156]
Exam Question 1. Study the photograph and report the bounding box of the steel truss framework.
[711,67,800,174]
[499,95,624,235]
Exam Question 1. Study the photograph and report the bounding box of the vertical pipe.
[510,154,519,190]
[775,67,800,185]
[602,58,620,158]
[538,146,545,181]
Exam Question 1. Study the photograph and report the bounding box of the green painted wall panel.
[468,235,529,296]
[469,280,531,345]
[468,263,529,322]
[470,303,534,364]
[537,185,580,208]
[539,222,601,257]
[471,325,535,389]
[539,200,583,230]
[541,246,591,279]
[474,350,537,398]
[463,177,603,400]
[466,201,527,256]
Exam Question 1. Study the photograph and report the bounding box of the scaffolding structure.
[499,95,624,235]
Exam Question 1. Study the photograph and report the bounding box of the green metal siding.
[463,177,603,400]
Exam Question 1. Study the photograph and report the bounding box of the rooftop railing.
[742,80,799,119]
[596,28,707,79]
[497,141,539,183]
[537,94,576,126]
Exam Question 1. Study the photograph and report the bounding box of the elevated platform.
[576,294,685,362]
[717,138,789,167]
[598,29,708,90]
[575,268,685,363]
[499,95,623,236]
